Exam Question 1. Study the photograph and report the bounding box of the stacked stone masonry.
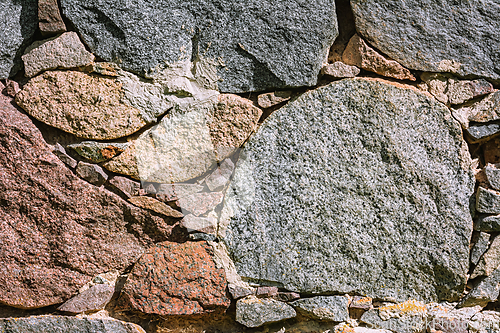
[1,0,500,332]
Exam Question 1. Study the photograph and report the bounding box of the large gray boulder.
[220,78,474,302]
[0,0,38,79]
[350,0,500,82]
[59,0,338,93]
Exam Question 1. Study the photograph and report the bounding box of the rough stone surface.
[181,213,217,234]
[274,292,300,302]
[486,163,500,191]
[69,141,129,163]
[469,311,500,333]
[109,176,140,198]
[476,187,500,214]
[52,143,77,169]
[342,35,415,81]
[22,32,95,77]
[103,143,140,180]
[321,61,361,78]
[178,192,224,216]
[257,91,292,109]
[471,232,490,266]
[427,304,481,333]
[220,78,473,302]
[460,268,500,307]
[16,71,147,140]
[360,300,427,333]
[0,0,38,79]
[350,0,500,82]
[475,215,500,232]
[0,316,146,333]
[350,296,373,310]
[472,235,500,279]
[76,162,108,186]
[228,285,255,300]
[57,283,115,314]
[0,94,173,308]
[466,123,500,143]
[3,79,20,97]
[59,0,338,92]
[38,0,67,37]
[205,158,235,192]
[290,296,349,322]
[156,183,205,202]
[118,241,230,316]
[255,286,278,298]
[128,196,183,218]
[235,296,296,328]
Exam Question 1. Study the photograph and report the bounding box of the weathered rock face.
[118,241,230,316]
[0,94,175,309]
[350,0,500,82]
[221,78,474,302]
[38,0,67,37]
[59,0,338,92]
[0,0,38,79]
[0,316,146,333]
[290,296,349,322]
[57,283,115,314]
[235,296,296,328]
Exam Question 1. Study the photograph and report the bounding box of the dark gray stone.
[235,296,296,328]
[460,268,500,307]
[486,163,500,191]
[59,0,338,93]
[475,215,500,232]
[220,78,474,302]
[0,0,38,79]
[76,162,109,186]
[350,0,500,82]
[471,232,490,266]
[0,316,145,333]
[290,296,349,322]
[476,187,500,214]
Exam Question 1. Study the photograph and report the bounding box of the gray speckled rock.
[290,296,349,322]
[350,0,500,82]
[0,315,145,333]
[0,0,38,79]
[220,78,474,302]
[460,268,500,308]
[360,300,428,333]
[476,187,500,214]
[469,311,500,333]
[236,296,296,328]
[486,163,500,191]
[471,235,500,279]
[471,232,490,266]
[475,215,500,232]
[59,0,338,93]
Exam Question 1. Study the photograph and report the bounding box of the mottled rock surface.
[350,0,500,81]
[290,296,349,322]
[0,0,38,79]
[472,235,500,279]
[475,215,500,232]
[109,176,140,198]
[321,62,360,78]
[205,158,235,191]
[38,0,67,36]
[118,241,230,316]
[460,268,500,307]
[22,32,95,77]
[57,283,115,314]
[52,143,77,168]
[0,94,173,309]
[469,311,500,333]
[181,214,217,234]
[221,78,473,302]
[60,0,338,92]
[486,163,500,191]
[258,91,292,108]
[76,162,108,186]
[69,141,129,163]
[360,300,427,333]
[0,316,145,333]
[157,184,204,202]
[128,196,183,218]
[236,296,296,328]
[476,187,500,214]
[177,192,224,216]
[471,232,491,266]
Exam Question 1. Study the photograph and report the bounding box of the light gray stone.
[471,232,491,266]
[466,123,500,143]
[76,162,108,186]
[360,300,428,333]
[469,311,500,333]
[321,61,361,78]
[0,315,146,333]
[476,187,500,214]
[181,213,217,234]
[22,32,95,77]
[52,143,77,169]
[60,0,338,93]
[235,296,296,328]
[460,268,500,307]
[0,0,38,79]
[57,284,115,314]
[426,304,481,333]
[475,215,500,232]
[350,0,500,82]
[156,184,204,202]
[178,192,224,216]
[205,158,234,192]
[290,296,349,322]
[453,91,500,129]
[220,78,474,302]
[68,141,129,163]
[486,163,500,191]
[472,236,500,279]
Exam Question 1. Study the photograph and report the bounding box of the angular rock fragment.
[350,296,373,310]
[0,0,38,79]
[0,316,146,333]
[156,183,205,202]
[257,91,292,108]
[475,215,500,232]
[22,32,95,77]
[103,144,140,179]
[256,286,278,298]
[427,304,481,333]
[177,192,224,216]
[236,296,296,328]
[128,196,183,218]
[453,91,500,128]
[290,296,349,322]
[350,0,500,82]
[0,93,170,309]
[57,284,115,314]
[52,143,77,168]
[469,311,500,333]
[118,241,230,316]
[342,35,415,81]
[485,163,500,191]
[275,292,300,302]
[228,285,255,300]
[467,123,500,143]
[360,300,427,333]
[181,213,217,234]
[3,79,20,97]
[476,187,500,214]
[69,141,129,163]
[471,232,491,266]
[76,162,108,186]
[221,78,473,302]
[471,236,500,279]
[321,62,361,78]
[60,0,339,92]
[205,158,235,191]
[460,268,500,307]
[38,0,67,36]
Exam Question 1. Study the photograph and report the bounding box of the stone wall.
[1,0,500,332]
